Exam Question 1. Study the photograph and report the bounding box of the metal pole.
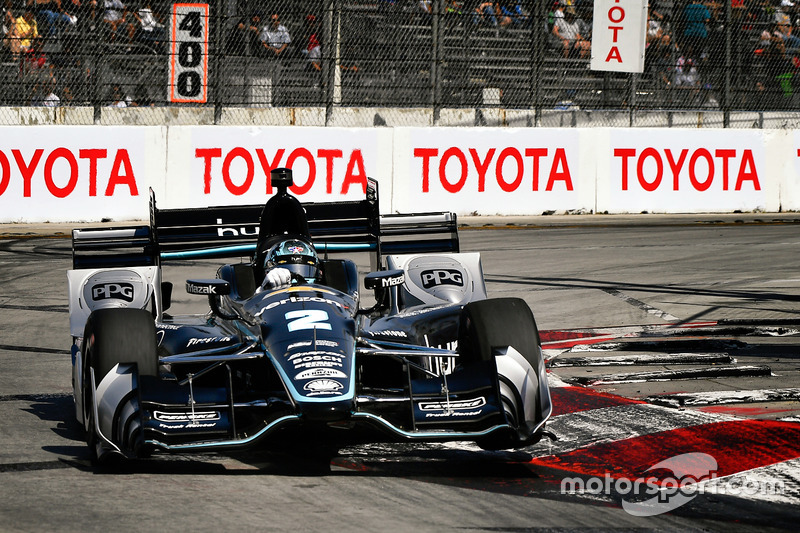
[723,0,731,127]
[213,0,224,124]
[324,0,337,126]
[629,73,637,127]
[532,0,542,126]
[432,0,442,124]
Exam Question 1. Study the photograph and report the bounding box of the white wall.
[0,125,796,222]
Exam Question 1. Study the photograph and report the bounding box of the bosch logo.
[91,282,135,302]
[421,269,464,289]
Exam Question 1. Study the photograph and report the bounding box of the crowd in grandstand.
[0,0,799,108]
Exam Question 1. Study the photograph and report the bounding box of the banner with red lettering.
[591,0,648,73]
[164,126,391,210]
[0,126,152,222]
[393,128,590,215]
[601,129,770,213]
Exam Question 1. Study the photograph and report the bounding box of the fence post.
[531,0,543,126]
[213,0,224,124]
[723,0,731,128]
[324,0,338,126]
[432,0,442,124]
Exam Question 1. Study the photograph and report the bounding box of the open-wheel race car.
[67,168,552,464]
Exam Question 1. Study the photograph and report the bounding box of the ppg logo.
[421,269,464,289]
[91,282,135,302]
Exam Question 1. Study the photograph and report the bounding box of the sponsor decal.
[287,245,305,254]
[287,350,344,361]
[366,329,408,338]
[216,218,258,238]
[256,295,345,316]
[287,340,339,350]
[91,282,135,302]
[421,269,464,289]
[418,397,486,411]
[154,410,220,422]
[186,282,220,295]
[156,323,181,330]
[304,379,344,396]
[187,336,232,347]
[419,397,485,418]
[293,360,344,369]
[295,368,347,380]
[289,353,345,370]
[395,303,452,318]
[380,274,405,287]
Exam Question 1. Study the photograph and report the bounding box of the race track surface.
[1,215,800,532]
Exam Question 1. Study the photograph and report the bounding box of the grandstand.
[0,0,798,126]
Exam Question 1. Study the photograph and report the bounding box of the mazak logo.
[186,283,218,295]
[91,282,134,302]
[421,269,464,289]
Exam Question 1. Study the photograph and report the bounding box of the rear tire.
[458,298,543,450]
[82,308,157,463]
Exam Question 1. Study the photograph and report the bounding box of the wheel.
[458,298,541,366]
[82,308,157,462]
[457,298,544,449]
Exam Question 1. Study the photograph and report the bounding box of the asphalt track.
[2,214,800,532]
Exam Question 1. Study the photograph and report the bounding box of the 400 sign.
[170,3,209,103]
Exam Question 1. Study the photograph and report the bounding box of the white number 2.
[285,310,331,332]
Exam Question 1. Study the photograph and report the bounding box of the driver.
[259,238,321,291]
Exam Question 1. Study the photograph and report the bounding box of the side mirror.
[364,269,405,290]
[186,279,231,296]
[359,269,404,315]
[186,279,240,321]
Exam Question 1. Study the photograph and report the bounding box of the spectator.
[225,13,260,55]
[35,0,77,37]
[9,8,38,59]
[133,2,165,51]
[681,0,710,54]
[102,0,133,41]
[552,7,590,59]
[34,80,59,106]
[107,84,133,106]
[473,2,499,26]
[258,13,291,59]
[2,1,16,57]
[773,21,800,53]
[499,1,528,26]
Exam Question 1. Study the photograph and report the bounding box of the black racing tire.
[458,298,543,450]
[82,308,157,463]
[84,308,158,379]
[458,298,541,367]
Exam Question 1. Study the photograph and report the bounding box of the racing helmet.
[265,239,320,281]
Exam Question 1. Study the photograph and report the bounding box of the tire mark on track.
[0,461,73,473]
[0,304,67,313]
[0,393,70,402]
[0,345,69,355]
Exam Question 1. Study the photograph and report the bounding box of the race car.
[67,168,552,463]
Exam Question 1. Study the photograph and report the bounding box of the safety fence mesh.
[0,0,797,126]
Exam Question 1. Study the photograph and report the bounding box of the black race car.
[67,168,552,463]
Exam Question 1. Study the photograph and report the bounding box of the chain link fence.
[0,0,798,126]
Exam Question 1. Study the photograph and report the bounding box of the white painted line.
[647,388,800,407]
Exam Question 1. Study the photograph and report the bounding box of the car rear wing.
[72,178,459,269]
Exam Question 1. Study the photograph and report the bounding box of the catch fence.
[0,0,796,126]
